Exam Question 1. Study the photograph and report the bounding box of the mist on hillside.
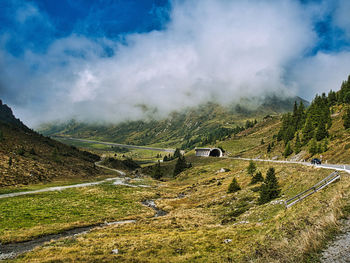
[1,0,350,127]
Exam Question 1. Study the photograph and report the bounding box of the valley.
[1,78,350,262]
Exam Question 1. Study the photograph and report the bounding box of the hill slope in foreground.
[0,100,102,187]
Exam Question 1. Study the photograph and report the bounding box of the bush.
[228,178,241,193]
[17,147,25,156]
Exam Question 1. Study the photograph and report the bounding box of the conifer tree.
[294,134,301,154]
[153,161,163,180]
[302,117,314,144]
[328,90,337,106]
[247,160,256,176]
[283,142,293,157]
[228,177,241,193]
[258,168,280,204]
[267,143,272,153]
[173,148,181,159]
[309,138,318,155]
[315,119,328,141]
[173,155,188,177]
[0,130,3,141]
[343,108,350,129]
[250,171,264,185]
[8,156,12,167]
[323,138,329,152]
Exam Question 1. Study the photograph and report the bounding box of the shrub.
[17,147,25,156]
[29,148,36,155]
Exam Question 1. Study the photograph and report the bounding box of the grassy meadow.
[4,156,350,262]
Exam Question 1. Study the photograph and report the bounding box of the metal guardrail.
[285,171,341,208]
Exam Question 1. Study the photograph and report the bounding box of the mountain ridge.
[38,96,309,149]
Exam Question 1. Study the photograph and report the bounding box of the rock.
[218,168,230,173]
[112,249,119,254]
[224,239,232,244]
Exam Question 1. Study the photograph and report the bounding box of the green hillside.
[39,96,308,149]
[0,100,103,187]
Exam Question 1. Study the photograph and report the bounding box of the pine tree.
[250,171,264,185]
[173,148,181,159]
[153,161,163,180]
[328,90,337,106]
[283,142,293,157]
[267,143,272,153]
[261,139,265,145]
[258,168,280,204]
[173,155,188,177]
[302,117,314,144]
[315,120,328,141]
[228,177,241,193]
[309,138,318,155]
[323,138,329,152]
[8,156,12,167]
[0,130,3,141]
[343,108,350,129]
[294,134,301,154]
[247,160,256,176]
[317,143,323,154]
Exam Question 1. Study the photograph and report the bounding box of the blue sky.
[1,0,170,56]
[0,0,350,126]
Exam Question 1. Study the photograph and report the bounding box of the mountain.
[39,96,308,149]
[0,100,101,187]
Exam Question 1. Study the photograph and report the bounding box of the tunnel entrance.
[209,148,222,157]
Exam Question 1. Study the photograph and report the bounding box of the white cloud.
[292,51,350,98]
[1,0,349,126]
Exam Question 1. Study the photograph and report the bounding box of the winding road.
[0,161,146,200]
[53,136,176,153]
[229,157,350,174]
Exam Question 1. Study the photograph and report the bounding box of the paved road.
[53,136,176,153]
[229,157,350,174]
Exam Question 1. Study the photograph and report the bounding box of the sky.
[0,0,350,127]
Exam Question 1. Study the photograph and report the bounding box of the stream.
[0,198,166,260]
[0,161,166,260]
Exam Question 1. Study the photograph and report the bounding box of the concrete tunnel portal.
[195,148,223,157]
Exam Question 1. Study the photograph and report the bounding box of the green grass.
[0,182,155,243]
[8,157,349,263]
